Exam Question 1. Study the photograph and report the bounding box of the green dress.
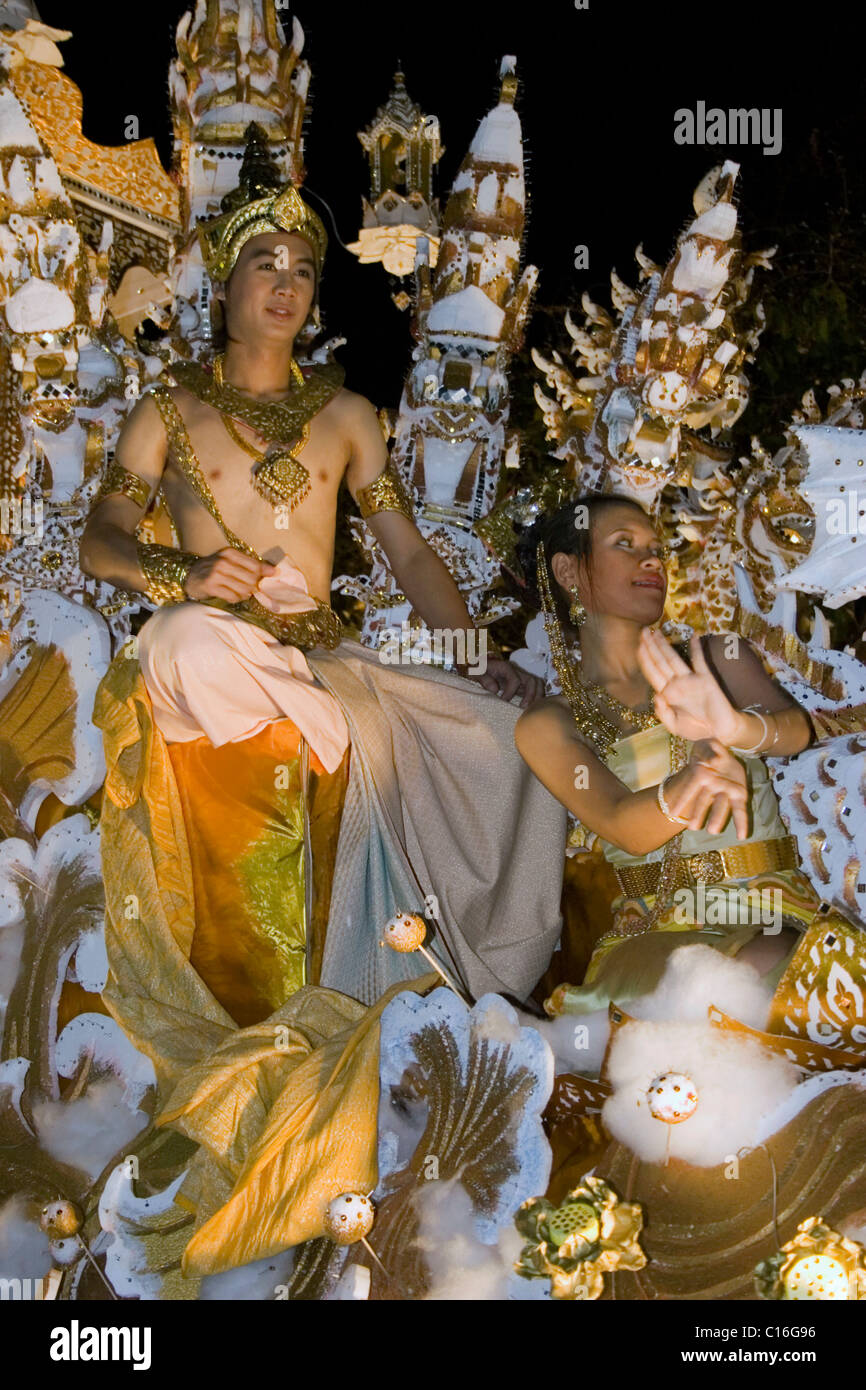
[550,723,821,1015]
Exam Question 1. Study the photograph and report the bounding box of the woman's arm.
[514,699,749,856]
[639,629,813,758]
[701,634,814,757]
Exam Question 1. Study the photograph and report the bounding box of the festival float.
[0,0,864,1305]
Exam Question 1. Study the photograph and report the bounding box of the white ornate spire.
[336,58,537,648]
[171,0,310,231]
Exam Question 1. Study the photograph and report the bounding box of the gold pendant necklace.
[169,352,344,446]
[217,357,312,514]
[557,657,658,761]
[580,675,657,734]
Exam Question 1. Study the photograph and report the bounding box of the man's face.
[218,231,316,346]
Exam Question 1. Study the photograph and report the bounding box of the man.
[81,145,566,1061]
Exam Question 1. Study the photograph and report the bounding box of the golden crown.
[197,124,328,282]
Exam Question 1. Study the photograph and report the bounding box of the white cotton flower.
[602,1020,798,1166]
[629,943,772,1030]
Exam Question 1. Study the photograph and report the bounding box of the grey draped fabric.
[308,640,568,1004]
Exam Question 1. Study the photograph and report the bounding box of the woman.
[514,494,821,1015]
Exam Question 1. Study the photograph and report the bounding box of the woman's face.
[552,504,667,625]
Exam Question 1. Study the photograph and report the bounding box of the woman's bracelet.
[657,774,690,825]
[729,705,770,756]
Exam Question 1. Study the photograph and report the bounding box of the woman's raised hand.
[638,627,741,745]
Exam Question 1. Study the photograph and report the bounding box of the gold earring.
[569,586,586,628]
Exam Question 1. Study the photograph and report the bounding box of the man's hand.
[463,657,544,709]
[185,547,276,603]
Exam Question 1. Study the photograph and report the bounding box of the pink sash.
[138,557,350,773]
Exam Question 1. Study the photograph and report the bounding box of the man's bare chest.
[163,392,348,544]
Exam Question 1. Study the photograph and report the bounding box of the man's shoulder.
[320,385,381,439]
[117,386,170,436]
[324,384,377,418]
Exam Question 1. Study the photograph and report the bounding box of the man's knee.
[138,601,219,671]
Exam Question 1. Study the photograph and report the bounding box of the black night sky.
[34,1,866,418]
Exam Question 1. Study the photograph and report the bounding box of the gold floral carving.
[12,61,180,228]
[755,1218,866,1300]
[515,1177,646,1300]
[767,915,866,1053]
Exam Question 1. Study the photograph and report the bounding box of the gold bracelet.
[657,774,690,825]
[95,460,151,510]
[136,542,198,605]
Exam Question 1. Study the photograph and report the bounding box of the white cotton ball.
[32,1077,148,1182]
[602,1020,798,1166]
[531,1009,610,1079]
[0,1195,53,1279]
[49,1237,81,1267]
[629,943,772,1030]
[414,1178,547,1301]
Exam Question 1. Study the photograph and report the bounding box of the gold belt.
[202,594,344,652]
[614,834,799,898]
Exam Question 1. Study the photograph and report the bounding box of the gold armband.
[94,460,152,511]
[136,542,198,605]
[357,460,414,522]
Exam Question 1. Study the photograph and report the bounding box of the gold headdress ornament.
[198,122,329,283]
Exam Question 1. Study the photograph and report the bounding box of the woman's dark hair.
[515,493,651,632]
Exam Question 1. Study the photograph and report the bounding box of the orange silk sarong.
[167,719,349,1028]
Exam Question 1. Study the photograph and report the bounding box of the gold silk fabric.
[92,654,345,1077]
[92,651,407,1277]
[167,722,347,1027]
[161,973,435,1275]
[552,723,823,1013]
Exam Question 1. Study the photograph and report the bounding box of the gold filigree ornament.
[168,354,345,449]
[514,1176,646,1300]
[766,915,866,1054]
[219,357,311,513]
[755,1219,866,1300]
[357,460,415,522]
